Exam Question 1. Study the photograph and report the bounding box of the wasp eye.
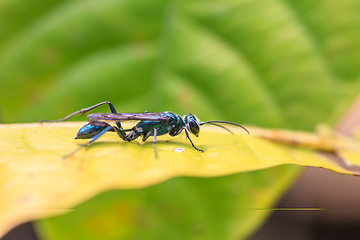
[189,119,200,136]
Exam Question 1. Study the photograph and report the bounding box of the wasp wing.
[87,113,169,122]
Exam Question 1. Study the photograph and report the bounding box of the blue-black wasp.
[44,101,249,157]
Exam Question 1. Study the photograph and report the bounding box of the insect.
[44,101,249,157]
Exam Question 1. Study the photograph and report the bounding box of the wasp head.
[184,114,200,137]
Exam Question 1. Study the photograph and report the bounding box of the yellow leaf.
[0,122,358,236]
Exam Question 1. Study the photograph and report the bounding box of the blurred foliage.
[0,0,360,239]
[36,166,301,240]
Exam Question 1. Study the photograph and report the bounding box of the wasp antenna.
[200,121,250,135]
[200,122,234,135]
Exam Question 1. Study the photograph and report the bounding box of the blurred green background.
[1,0,360,239]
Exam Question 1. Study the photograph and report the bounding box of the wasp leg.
[124,128,141,142]
[43,101,117,121]
[42,101,123,129]
[113,127,129,140]
[64,125,114,158]
[141,128,160,158]
[142,129,153,142]
[184,129,204,152]
[153,128,158,158]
